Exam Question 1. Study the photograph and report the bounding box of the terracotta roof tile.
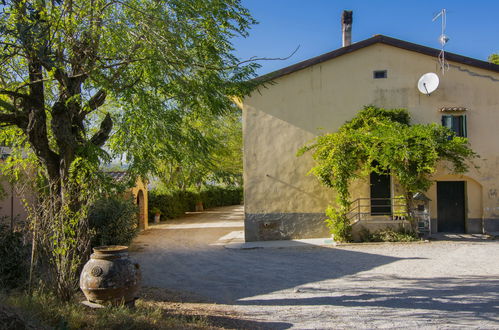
[440,107,468,112]
[106,171,128,182]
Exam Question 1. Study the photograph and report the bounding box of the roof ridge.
[256,34,499,81]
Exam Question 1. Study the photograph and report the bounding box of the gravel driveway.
[131,205,499,329]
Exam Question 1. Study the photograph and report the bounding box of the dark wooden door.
[370,172,391,215]
[437,181,465,233]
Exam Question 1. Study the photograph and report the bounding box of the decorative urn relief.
[80,245,141,306]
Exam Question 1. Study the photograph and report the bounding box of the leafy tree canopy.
[0,0,258,189]
[490,53,499,65]
[0,0,258,299]
[153,106,243,191]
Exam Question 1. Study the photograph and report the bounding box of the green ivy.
[299,105,478,242]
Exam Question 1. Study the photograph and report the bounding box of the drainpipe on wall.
[342,10,353,47]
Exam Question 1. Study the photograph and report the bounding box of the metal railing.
[347,197,408,223]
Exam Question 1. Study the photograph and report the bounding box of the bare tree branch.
[0,99,17,113]
[0,112,22,125]
[90,113,113,147]
[0,89,31,100]
[86,89,107,113]
[235,45,300,66]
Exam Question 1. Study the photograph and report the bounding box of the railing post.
[358,198,360,221]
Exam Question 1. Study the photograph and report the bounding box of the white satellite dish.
[417,72,440,95]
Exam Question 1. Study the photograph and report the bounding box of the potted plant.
[151,207,161,224]
[195,200,204,212]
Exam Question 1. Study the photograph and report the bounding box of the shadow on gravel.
[430,233,495,242]
[136,244,420,304]
[196,314,292,330]
[139,287,293,330]
[237,275,499,322]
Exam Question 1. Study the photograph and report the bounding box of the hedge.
[148,186,243,221]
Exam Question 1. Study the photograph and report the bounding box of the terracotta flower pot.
[80,245,141,306]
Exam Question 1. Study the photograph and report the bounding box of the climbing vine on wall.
[298,105,478,242]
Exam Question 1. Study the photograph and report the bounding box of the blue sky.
[233,0,499,75]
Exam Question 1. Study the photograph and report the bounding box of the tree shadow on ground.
[430,233,495,242]
[132,206,499,328]
[134,233,419,304]
[139,287,292,330]
[237,275,499,324]
[200,314,292,330]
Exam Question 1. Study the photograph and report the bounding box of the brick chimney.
[342,10,353,47]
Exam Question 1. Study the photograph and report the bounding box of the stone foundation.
[466,218,482,234]
[430,218,499,234]
[484,218,499,233]
[245,214,499,241]
[244,213,329,242]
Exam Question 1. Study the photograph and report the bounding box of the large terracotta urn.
[80,245,141,306]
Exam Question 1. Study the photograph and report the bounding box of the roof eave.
[255,35,499,82]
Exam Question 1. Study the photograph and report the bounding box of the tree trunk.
[405,192,417,232]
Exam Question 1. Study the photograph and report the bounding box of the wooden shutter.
[462,115,467,137]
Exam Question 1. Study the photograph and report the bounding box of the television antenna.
[417,72,440,95]
[433,9,449,74]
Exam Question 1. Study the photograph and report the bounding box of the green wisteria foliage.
[299,106,478,241]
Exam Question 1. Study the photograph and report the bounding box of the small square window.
[442,115,467,137]
[373,70,387,79]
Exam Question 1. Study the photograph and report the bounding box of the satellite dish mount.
[433,9,450,74]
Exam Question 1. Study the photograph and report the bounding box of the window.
[373,70,387,79]
[442,115,467,137]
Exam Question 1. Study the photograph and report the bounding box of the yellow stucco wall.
[0,179,28,223]
[0,173,148,231]
[242,43,499,229]
[129,178,148,230]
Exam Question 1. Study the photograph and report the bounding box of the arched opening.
[136,190,145,230]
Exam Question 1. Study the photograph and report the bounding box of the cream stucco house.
[240,35,499,241]
[0,165,149,231]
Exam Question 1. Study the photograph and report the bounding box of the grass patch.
[1,290,215,329]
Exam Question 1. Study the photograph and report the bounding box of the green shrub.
[147,190,196,220]
[359,226,418,242]
[88,196,139,247]
[149,186,242,220]
[0,222,30,289]
[324,206,352,242]
[199,186,243,209]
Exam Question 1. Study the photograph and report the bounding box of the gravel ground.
[131,205,499,329]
